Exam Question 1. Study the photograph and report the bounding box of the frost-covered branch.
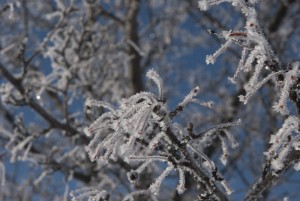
[198,0,300,200]
[1,0,300,200]
[83,69,239,200]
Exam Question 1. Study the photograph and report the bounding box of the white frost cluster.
[83,69,174,164]
[273,64,299,115]
[199,0,286,107]
[264,116,299,172]
[83,90,169,162]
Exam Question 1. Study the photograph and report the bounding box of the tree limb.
[0,63,79,136]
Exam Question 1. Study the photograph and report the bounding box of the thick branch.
[125,0,143,94]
